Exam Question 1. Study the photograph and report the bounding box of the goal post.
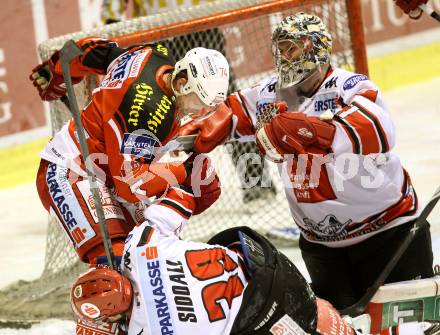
[0,0,368,322]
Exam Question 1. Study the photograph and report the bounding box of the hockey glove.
[256,110,336,162]
[395,0,428,19]
[316,298,355,335]
[178,103,235,153]
[183,154,221,215]
[29,51,83,101]
[86,239,125,271]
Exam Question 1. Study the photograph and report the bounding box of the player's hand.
[29,51,82,101]
[183,154,220,215]
[255,111,335,162]
[395,0,428,19]
[178,103,235,153]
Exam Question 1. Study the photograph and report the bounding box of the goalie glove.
[29,51,83,101]
[178,103,235,153]
[256,108,336,162]
[395,0,428,19]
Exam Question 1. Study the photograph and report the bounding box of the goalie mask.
[71,268,133,322]
[272,13,332,88]
[172,47,229,108]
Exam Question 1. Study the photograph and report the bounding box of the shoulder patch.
[343,75,368,91]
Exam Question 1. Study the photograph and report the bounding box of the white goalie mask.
[171,47,230,107]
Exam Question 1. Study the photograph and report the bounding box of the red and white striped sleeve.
[144,186,196,236]
[332,92,396,156]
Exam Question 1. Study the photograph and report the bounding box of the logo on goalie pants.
[302,214,352,238]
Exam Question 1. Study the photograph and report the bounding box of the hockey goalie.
[179,11,434,313]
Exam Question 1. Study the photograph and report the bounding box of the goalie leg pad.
[36,160,133,262]
[208,226,317,334]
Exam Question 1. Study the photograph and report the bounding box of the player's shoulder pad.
[332,68,378,103]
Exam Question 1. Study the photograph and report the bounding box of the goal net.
[0,0,367,322]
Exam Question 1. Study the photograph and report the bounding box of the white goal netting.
[0,0,367,322]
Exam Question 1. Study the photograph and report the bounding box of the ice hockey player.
[30,38,231,277]
[70,154,356,335]
[30,38,232,335]
[178,12,434,310]
[394,0,429,19]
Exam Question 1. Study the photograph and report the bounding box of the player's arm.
[30,37,126,101]
[256,76,396,161]
[332,75,396,156]
[101,117,188,203]
[142,154,220,235]
[177,84,262,153]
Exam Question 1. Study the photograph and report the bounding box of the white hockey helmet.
[171,47,229,107]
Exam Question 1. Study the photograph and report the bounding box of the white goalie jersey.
[227,68,420,247]
[121,188,248,335]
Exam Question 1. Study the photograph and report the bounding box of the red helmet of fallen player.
[71,268,133,322]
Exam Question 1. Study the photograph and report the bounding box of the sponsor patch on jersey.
[313,92,338,114]
[342,74,368,91]
[46,163,96,248]
[101,49,150,90]
[269,314,306,335]
[141,246,175,335]
[76,180,125,223]
[121,133,158,159]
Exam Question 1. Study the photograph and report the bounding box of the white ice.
[0,78,439,334]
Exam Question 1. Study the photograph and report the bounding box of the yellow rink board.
[1,41,439,190]
[0,137,49,189]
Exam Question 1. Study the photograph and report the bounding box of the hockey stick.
[341,184,440,316]
[59,40,116,270]
[420,4,440,22]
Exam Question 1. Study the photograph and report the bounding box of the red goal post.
[111,0,368,76]
[0,0,369,323]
